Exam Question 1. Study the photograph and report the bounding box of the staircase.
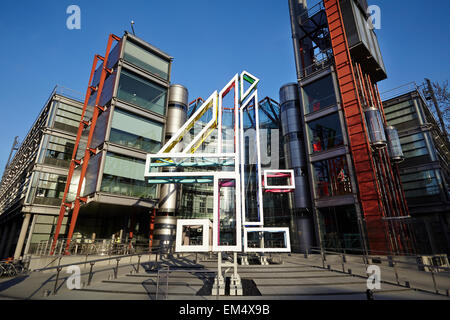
[24,254,448,300]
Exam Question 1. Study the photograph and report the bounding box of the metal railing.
[305,247,450,296]
[34,246,171,296]
[301,55,333,79]
[33,238,149,257]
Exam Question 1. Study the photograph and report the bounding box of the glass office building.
[383,86,450,254]
[0,88,84,259]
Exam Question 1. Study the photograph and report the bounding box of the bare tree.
[422,80,450,134]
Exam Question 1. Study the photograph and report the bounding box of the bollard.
[53,266,63,295]
[87,262,95,286]
[430,268,438,294]
[366,289,374,300]
[137,255,142,273]
[114,259,120,279]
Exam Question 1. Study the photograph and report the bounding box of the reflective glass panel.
[123,40,170,80]
[307,112,344,153]
[117,69,167,115]
[303,75,337,114]
[312,156,352,198]
[110,108,163,153]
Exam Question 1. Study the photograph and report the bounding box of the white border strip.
[243,227,291,253]
[175,219,211,252]
[263,170,296,190]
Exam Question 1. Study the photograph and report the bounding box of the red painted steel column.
[62,34,121,254]
[324,0,389,253]
[50,55,101,255]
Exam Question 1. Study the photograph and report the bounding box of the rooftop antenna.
[4,136,20,172]
[130,20,136,35]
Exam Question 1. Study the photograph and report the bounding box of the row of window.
[384,99,420,127]
[48,101,83,134]
[401,170,442,198]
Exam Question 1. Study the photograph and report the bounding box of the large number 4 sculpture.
[145,72,293,258]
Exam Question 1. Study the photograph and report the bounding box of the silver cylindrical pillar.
[152,216,177,253]
[280,83,313,253]
[154,85,187,253]
[280,83,311,209]
[13,213,31,260]
[158,84,188,215]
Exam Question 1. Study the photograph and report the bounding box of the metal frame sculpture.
[145,72,293,294]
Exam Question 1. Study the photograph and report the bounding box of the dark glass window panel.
[117,69,167,115]
[52,102,83,134]
[123,40,170,80]
[40,135,75,168]
[303,75,337,114]
[312,156,352,198]
[31,172,67,206]
[109,108,163,153]
[307,112,344,153]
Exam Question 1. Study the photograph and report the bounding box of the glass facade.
[51,101,83,134]
[312,156,352,198]
[307,112,344,153]
[109,108,164,153]
[117,69,167,115]
[401,170,441,198]
[38,134,75,168]
[384,99,420,127]
[28,172,67,206]
[123,40,170,80]
[302,75,337,114]
[218,179,237,246]
[318,205,361,251]
[399,133,429,159]
[100,152,157,199]
[179,182,214,219]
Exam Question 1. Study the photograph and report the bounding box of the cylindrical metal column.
[280,83,313,253]
[153,85,188,253]
[13,213,31,260]
[157,84,188,215]
[152,216,177,253]
[280,83,311,209]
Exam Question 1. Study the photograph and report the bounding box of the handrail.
[308,247,450,272]
[33,247,166,272]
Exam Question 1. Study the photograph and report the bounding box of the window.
[117,69,167,115]
[52,102,82,133]
[123,40,170,80]
[30,172,67,206]
[100,152,157,199]
[399,133,429,158]
[401,170,440,198]
[307,113,344,153]
[384,100,419,126]
[109,108,163,153]
[312,156,352,198]
[318,205,361,251]
[303,75,337,114]
[38,135,75,168]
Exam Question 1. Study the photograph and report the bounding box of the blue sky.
[0,0,449,172]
